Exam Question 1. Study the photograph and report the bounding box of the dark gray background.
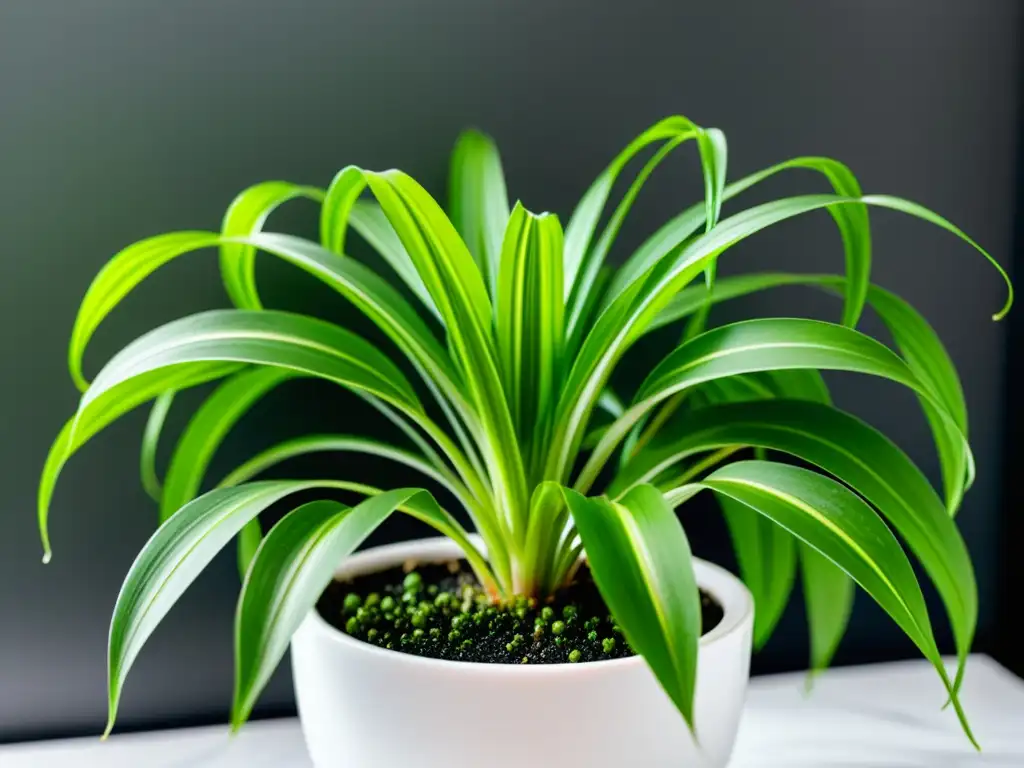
[1,0,1019,742]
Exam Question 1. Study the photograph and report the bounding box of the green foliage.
[38,116,1010,742]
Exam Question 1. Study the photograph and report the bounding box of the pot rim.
[301,536,753,675]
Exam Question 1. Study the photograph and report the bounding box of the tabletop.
[2,654,1021,767]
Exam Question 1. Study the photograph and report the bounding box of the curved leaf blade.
[232,499,354,728]
[67,232,221,391]
[358,169,527,538]
[219,181,324,310]
[521,482,571,595]
[347,200,438,320]
[43,310,423,560]
[106,482,492,736]
[612,398,977,688]
[649,273,970,511]
[604,157,871,327]
[84,309,420,417]
[106,481,305,735]
[39,362,242,561]
[140,390,175,502]
[563,484,701,730]
[555,192,1009,486]
[217,434,462,494]
[564,117,727,341]
[233,489,440,727]
[580,317,969,495]
[216,432,480,576]
[861,195,1011,320]
[691,460,975,745]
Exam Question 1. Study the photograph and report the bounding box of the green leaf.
[800,544,855,672]
[219,181,325,310]
[649,273,970,511]
[603,157,870,327]
[636,370,844,669]
[39,362,242,561]
[197,229,484,489]
[718,492,796,649]
[106,481,492,735]
[64,225,476,504]
[521,482,571,595]
[237,517,264,577]
[563,484,701,730]
[216,178,438,321]
[564,117,727,342]
[449,130,511,299]
[67,228,467,423]
[691,459,975,746]
[215,433,483,577]
[232,499,355,728]
[231,231,467,409]
[352,169,528,542]
[67,232,222,391]
[861,194,1012,320]
[579,317,969,495]
[217,434,465,495]
[324,167,493,331]
[159,367,297,522]
[42,309,423,561]
[106,482,304,735]
[140,391,175,502]
[863,286,970,510]
[85,309,419,414]
[639,368,830,659]
[347,201,439,321]
[555,191,1009,488]
[496,204,564,471]
[613,398,977,688]
[233,488,461,727]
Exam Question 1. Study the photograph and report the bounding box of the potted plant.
[39,115,1010,767]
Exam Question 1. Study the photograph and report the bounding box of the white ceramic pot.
[292,537,753,768]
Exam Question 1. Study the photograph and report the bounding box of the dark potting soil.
[317,559,723,665]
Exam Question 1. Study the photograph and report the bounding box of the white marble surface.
[1,655,1021,767]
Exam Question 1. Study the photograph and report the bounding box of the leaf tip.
[802,667,821,695]
[229,705,250,735]
[992,275,1014,321]
[39,515,53,564]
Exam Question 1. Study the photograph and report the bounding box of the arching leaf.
[219,181,324,310]
[563,484,701,731]
[689,460,976,746]
[105,482,492,736]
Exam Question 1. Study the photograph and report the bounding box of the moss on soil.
[318,560,723,665]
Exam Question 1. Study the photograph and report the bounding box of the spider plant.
[38,116,1010,744]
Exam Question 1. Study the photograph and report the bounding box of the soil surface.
[318,559,723,665]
